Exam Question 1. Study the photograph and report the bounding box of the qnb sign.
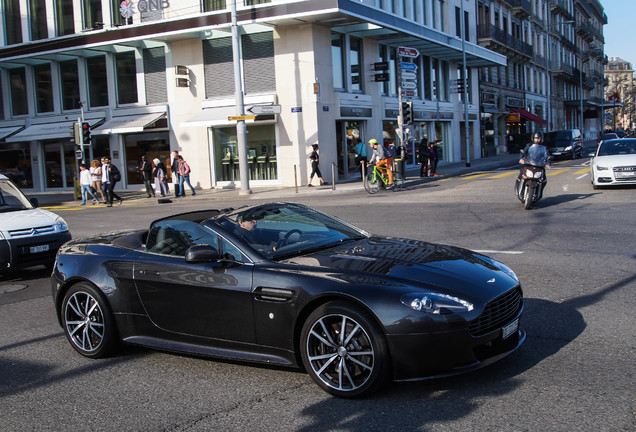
[119,0,170,19]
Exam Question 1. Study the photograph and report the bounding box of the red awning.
[510,108,547,124]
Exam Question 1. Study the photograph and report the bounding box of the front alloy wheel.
[61,283,117,358]
[301,301,389,398]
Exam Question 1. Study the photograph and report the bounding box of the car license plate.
[618,171,634,178]
[30,244,49,254]
[502,319,519,339]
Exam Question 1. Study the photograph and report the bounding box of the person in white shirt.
[79,164,99,205]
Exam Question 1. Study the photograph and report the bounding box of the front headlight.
[533,171,543,179]
[595,166,609,171]
[401,293,474,314]
[524,169,534,177]
[564,145,572,151]
[54,216,69,232]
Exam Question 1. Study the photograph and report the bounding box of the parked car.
[544,129,583,159]
[0,174,71,274]
[51,202,525,398]
[589,138,636,189]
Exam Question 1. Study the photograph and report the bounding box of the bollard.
[361,161,366,185]
[331,162,336,190]
[294,165,298,193]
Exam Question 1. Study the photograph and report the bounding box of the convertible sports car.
[51,202,525,397]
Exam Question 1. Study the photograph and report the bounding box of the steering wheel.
[276,229,302,249]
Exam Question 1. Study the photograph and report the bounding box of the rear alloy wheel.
[300,301,390,398]
[61,283,117,358]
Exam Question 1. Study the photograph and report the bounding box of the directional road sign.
[400,81,417,90]
[228,115,256,121]
[401,71,417,80]
[400,62,418,71]
[247,104,281,115]
[398,46,420,58]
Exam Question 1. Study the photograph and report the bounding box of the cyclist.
[367,138,394,189]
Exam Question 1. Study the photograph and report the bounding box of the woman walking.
[177,155,196,197]
[153,158,170,196]
[307,143,328,187]
[90,159,106,202]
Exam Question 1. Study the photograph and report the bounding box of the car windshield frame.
[214,203,370,260]
[0,178,34,212]
[597,139,636,157]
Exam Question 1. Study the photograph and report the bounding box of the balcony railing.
[477,25,533,57]
[505,0,531,16]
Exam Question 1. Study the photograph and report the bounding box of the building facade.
[604,57,634,131]
[0,0,508,192]
[476,0,606,155]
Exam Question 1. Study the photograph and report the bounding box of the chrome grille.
[9,225,56,238]
[469,287,523,337]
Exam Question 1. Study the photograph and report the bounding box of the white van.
[0,174,71,274]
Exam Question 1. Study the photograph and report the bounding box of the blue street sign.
[400,62,418,71]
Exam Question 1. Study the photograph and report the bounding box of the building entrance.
[335,120,365,180]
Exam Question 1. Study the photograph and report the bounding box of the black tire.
[364,171,380,194]
[392,172,404,191]
[524,186,534,210]
[61,282,118,359]
[300,301,390,398]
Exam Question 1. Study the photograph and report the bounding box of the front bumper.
[0,231,72,271]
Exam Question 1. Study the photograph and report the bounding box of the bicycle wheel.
[392,172,404,191]
[365,170,380,194]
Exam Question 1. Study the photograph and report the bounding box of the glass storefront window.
[336,120,363,177]
[213,124,276,183]
[87,56,109,108]
[9,68,28,116]
[60,59,81,111]
[331,33,345,91]
[0,144,32,188]
[34,63,54,113]
[350,37,362,92]
[116,51,138,105]
[124,132,170,184]
[56,0,74,36]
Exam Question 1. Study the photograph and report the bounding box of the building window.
[34,63,54,113]
[332,33,345,91]
[111,0,126,26]
[245,0,271,5]
[0,86,4,120]
[3,0,23,45]
[60,59,80,111]
[0,144,31,188]
[242,32,275,94]
[9,68,28,116]
[56,0,74,35]
[30,0,48,40]
[116,51,138,105]
[87,56,109,108]
[203,0,226,11]
[203,38,234,98]
[83,0,103,30]
[422,55,431,100]
[350,37,363,92]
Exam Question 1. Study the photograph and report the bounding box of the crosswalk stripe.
[489,172,517,179]
[547,169,569,176]
[574,168,589,175]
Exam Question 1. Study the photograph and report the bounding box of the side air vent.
[254,287,295,303]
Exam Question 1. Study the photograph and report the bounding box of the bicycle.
[364,163,404,194]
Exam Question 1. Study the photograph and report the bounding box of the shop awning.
[510,108,547,124]
[0,125,24,141]
[5,118,103,143]
[92,112,166,135]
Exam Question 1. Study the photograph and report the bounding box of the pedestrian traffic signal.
[402,101,413,124]
[81,122,91,145]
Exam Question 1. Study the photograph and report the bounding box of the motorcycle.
[515,146,550,210]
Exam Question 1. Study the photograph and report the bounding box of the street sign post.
[247,105,281,115]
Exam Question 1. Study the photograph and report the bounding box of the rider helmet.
[532,131,544,142]
[368,138,377,145]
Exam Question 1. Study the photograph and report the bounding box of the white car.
[0,174,71,274]
[589,138,636,189]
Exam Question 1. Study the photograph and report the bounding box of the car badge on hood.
[487,278,496,283]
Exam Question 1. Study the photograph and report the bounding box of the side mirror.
[185,244,220,264]
[588,152,596,158]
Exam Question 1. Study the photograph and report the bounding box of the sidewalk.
[30,152,521,207]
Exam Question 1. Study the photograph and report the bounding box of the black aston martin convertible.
[51,202,525,397]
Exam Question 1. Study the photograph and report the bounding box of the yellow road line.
[574,168,589,175]
[461,173,492,180]
[489,171,517,179]
[547,169,569,176]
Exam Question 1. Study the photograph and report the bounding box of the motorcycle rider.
[518,131,551,199]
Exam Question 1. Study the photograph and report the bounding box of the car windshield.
[0,179,34,212]
[217,203,369,260]
[597,140,636,156]
[601,134,618,140]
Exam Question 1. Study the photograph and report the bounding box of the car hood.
[0,208,63,234]
[593,154,636,166]
[284,237,518,298]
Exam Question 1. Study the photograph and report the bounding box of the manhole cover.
[0,284,27,294]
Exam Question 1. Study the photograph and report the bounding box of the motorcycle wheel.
[524,186,534,210]
[515,179,524,201]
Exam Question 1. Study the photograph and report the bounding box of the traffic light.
[81,122,91,145]
[71,122,81,144]
[402,101,413,124]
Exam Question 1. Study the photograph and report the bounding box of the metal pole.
[331,162,336,190]
[580,61,584,133]
[294,165,298,193]
[230,0,251,195]
[460,0,470,167]
[546,14,551,132]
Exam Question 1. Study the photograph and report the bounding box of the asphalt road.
[1,157,635,431]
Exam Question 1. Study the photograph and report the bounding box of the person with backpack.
[308,143,328,187]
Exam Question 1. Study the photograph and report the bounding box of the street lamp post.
[460,0,470,167]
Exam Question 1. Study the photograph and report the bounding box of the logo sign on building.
[398,46,420,58]
[120,0,170,18]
